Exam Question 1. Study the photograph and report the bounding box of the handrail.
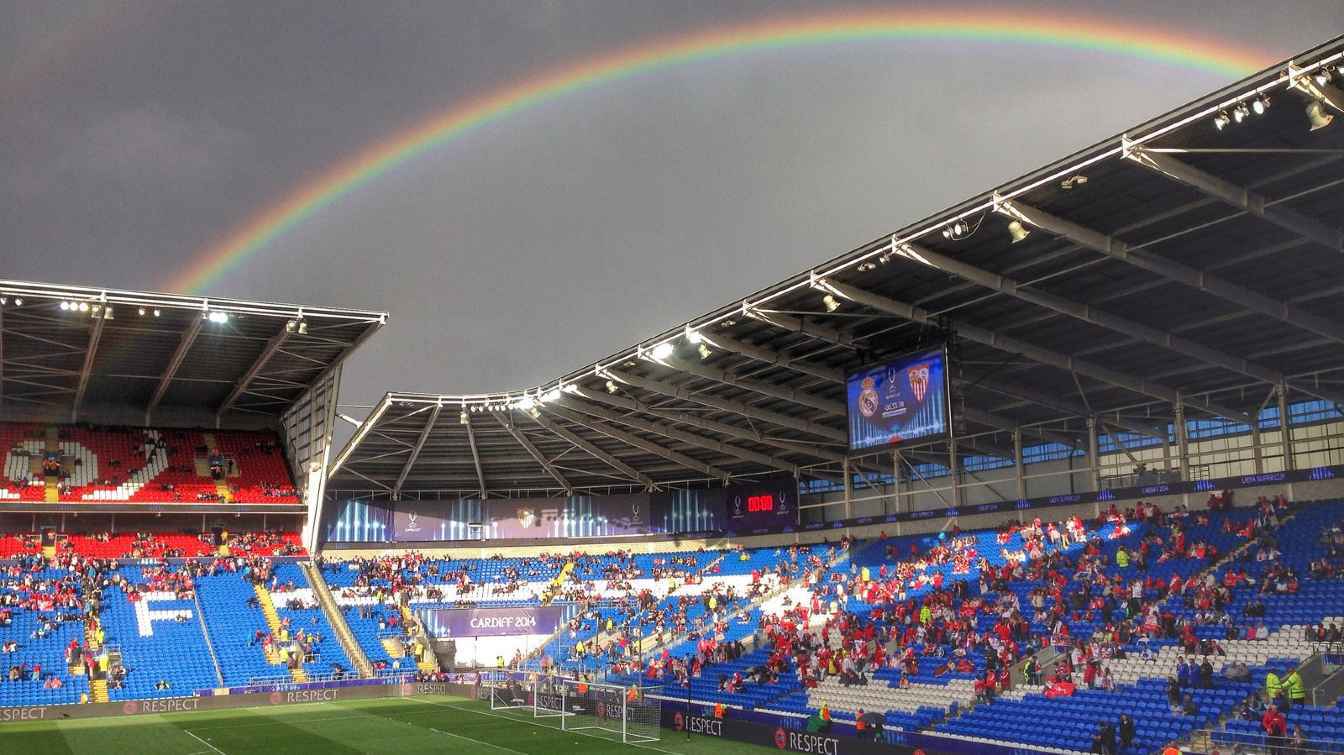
[301,560,374,678]
[192,590,225,687]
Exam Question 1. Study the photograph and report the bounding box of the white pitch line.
[411,697,680,755]
[184,729,227,755]
[428,726,529,755]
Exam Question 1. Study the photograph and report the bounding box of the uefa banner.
[417,606,565,638]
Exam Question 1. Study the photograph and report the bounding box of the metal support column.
[1174,401,1190,482]
[842,458,853,520]
[949,434,962,509]
[1278,383,1295,472]
[1087,417,1101,493]
[891,450,900,516]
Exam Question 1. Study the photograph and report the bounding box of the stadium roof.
[0,280,386,423]
[329,36,1344,499]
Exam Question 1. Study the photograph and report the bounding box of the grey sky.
[4,1,1342,426]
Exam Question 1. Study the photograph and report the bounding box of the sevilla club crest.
[909,364,931,402]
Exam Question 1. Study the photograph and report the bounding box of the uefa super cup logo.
[404,512,421,533]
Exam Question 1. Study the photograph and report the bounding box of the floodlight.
[697,343,712,360]
[1307,100,1335,131]
[650,342,674,360]
[1213,112,1230,131]
[606,380,618,394]
[1007,220,1031,244]
[822,294,840,313]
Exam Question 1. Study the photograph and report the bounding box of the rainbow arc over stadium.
[167,7,1272,294]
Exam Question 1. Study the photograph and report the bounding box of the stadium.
[4,28,1344,755]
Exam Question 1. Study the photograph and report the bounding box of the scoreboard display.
[726,479,796,533]
[847,347,949,451]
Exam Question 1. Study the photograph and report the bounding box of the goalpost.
[486,674,661,744]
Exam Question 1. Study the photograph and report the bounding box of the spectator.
[1118,714,1135,750]
[1262,704,1287,754]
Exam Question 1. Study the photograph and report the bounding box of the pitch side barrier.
[659,698,1067,755]
[0,673,483,725]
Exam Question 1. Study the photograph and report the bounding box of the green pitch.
[3,695,779,755]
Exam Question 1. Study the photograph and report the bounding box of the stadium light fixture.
[697,343,713,361]
[606,380,618,394]
[78,302,89,312]
[11,299,19,307]
[137,307,146,316]
[298,321,308,335]
[684,326,702,344]
[1007,219,1031,244]
[285,319,296,332]
[1232,103,1250,124]
[0,298,6,305]
[856,261,876,272]
[1251,96,1270,115]
[941,221,969,240]
[59,301,70,311]
[516,396,536,411]
[543,388,562,403]
[650,342,674,360]
[152,308,160,317]
[528,407,541,419]
[1307,100,1335,131]
[821,294,840,313]
[459,410,469,425]
[207,311,229,324]
[1212,111,1231,130]
[1314,68,1332,88]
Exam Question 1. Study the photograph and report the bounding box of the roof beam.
[746,309,856,348]
[890,242,1344,404]
[218,329,290,417]
[656,354,845,415]
[959,372,1167,440]
[1125,146,1344,252]
[493,412,575,496]
[604,368,847,442]
[551,396,813,480]
[959,406,1082,450]
[571,384,848,466]
[699,330,844,383]
[392,402,441,499]
[819,278,1253,423]
[71,313,107,420]
[527,409,657,491]
[462,414,489,498]
[544,402,733,481]
[999,198,1344,345]
[146,316,203,422]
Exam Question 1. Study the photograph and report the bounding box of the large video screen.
[847,347,949,451]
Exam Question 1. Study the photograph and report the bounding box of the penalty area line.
[184,729,227,755]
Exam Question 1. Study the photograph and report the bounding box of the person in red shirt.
[1262,704,1287,752]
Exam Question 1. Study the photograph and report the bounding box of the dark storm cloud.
[2,0,1342,432]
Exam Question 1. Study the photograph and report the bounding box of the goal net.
[488,675,660,744]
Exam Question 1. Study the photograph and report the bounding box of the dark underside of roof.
[329,37,1344,498]
[0,293,382,424]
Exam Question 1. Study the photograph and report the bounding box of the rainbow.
[167,8,1272,294]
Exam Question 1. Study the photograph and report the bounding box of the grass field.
[3,695,781,755]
